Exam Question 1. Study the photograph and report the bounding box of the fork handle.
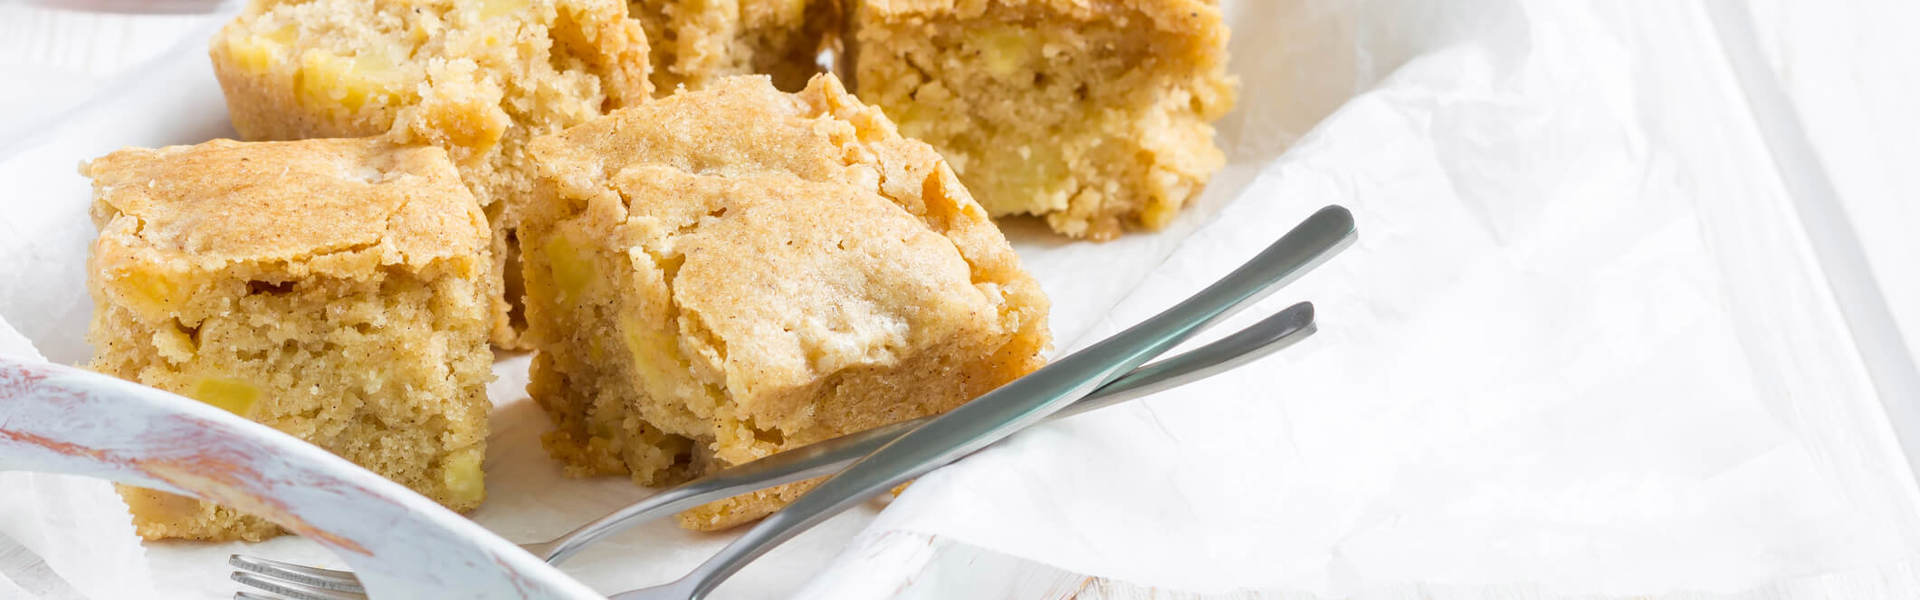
[652,205,1357,599]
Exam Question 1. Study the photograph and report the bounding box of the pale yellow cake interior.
[629,0,835,93]
[850,0,1237,240]
[85,138,494,542]
[517,75,1049,530]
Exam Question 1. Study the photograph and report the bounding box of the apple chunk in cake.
[84,138,493,541]
[518,75,1050,530]
[850,0,1237,240]
[208,0,652,347]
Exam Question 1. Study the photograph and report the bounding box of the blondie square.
[630,0,836,93]
[84,138,494,541]
[849,0,1236,240]
[518,75,1049,529]
[209,0,652,347]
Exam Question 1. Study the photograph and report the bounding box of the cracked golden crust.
[525,77,1047,408]
[521,75,1049,530]
[85,138,487,280]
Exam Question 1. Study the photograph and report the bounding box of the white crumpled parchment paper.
[4,0,1920,598]
[792,0,1920,597]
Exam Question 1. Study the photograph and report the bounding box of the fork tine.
[229,555,365,593]
[231,571,368,600]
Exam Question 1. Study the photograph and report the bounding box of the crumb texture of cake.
[84,138,494,542]
[630,0,835,93]
[517,75,1049,530]
[850,0,1236,240]
[208,0,652,347]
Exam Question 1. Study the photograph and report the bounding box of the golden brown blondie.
[630,0,836,93]
[85,138,493,541]
[517,75,1049,530]
[208,0,652,347]
[849,0,1237,239]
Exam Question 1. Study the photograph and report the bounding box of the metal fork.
[231,299,1317,599]
[612,205,1355,600]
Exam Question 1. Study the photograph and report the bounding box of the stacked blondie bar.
[85,0,1233,540]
